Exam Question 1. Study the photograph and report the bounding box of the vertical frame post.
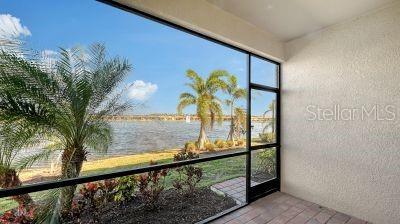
[276,64,281,190]
[245,54,251,203]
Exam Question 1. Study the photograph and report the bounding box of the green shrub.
[173,151,203,196]
[256,149,276,176]
[114,175,137,203]
[259,133,276,143]
[138,161,169,209]
[174,150,199,161]
[184,141,197,151]
[74,182,102,222]
[64,180,117,221]
[226,140,234,147]
[214,139,226,148]
[204,142,215,151]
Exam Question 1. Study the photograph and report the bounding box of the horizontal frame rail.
[249,83,279,92]
[250,143,280,150]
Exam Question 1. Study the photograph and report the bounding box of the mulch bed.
[63,188,236,224]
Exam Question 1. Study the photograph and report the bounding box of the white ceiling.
[207,0,397,41]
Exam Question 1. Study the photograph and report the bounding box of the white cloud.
[0,14,31,38]
[128,80,158,101]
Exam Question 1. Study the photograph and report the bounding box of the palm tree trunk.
[271,103,275,133]
[0,168,33,206]
[227,121,235,142]
[59,148,85,215]
[198,122,208,149]
[227,102,235,142]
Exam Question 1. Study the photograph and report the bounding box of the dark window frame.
[0,0,281,221]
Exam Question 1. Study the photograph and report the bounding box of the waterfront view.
[21,120,268,168]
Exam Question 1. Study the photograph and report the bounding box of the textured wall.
[282,2,400,223]
[115,0,284,61]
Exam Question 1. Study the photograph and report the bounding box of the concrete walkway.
[211,177,256,204]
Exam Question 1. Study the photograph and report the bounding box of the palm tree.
[0,43,132,215]
[177,70,227,149]
[262,100,276,134]
[233,107,246,140]
[0,124,36,206]
[224,74,246,141]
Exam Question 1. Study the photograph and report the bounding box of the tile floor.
[210,190,369,224]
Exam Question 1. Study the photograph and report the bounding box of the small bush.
[138,162,169,209]
[174,150,199,161]
[204,142,215,151]
[114,175,137,203]
[259,133,275,143]
[0,205,35,224]
[95,179,118,204]
[236,139,245,146]
[214,139,226,148]
[69,199,85,221]
[226,140,234,147]
[173,151,203,196]
[257,149,276,176]
[76,182,103,222]
[79,182,99,205]
[184,141,197,151]
[66,179,118,221]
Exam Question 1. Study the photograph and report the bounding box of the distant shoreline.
[103,115,271,122]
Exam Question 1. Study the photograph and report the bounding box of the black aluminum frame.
[0,0,281,222]
[247,55,281,202]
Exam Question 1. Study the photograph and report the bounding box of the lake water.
[24,121,265,168]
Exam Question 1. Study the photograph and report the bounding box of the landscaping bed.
[63,188,235,224]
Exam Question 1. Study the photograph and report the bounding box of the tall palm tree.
[177,70,227,149]
[0,43,132,215]
[262,100,276,134]
[224,74,246,141]
[233,107,246,140]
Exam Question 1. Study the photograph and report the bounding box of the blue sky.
[0,0,276,115]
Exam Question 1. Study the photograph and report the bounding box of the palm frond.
[177,95,196,114]
[0,123,48,168]
[0,52,61,115]
[233,88,246,99]
[35,188,62,224]
[179,92,196,100]
[186,69,202,84]
[206,70,228,92]
[89,52,132,110]
[94,86,132,118]
[14,147,55,172]
[87,43,106,68]
[84,121,112,153]
[209,100,223,125]
[227,74,237,88]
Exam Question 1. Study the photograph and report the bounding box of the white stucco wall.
[115,0,285,61]
[282,2,400,223]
